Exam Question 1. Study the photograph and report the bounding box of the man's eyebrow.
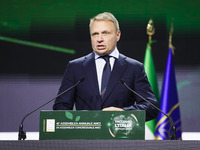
[91,32,99,35]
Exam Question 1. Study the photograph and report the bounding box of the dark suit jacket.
[53,52,159,121]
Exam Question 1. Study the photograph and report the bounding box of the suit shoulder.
[69,53,92,64]
[120,54,143,66]
[70,56,85,64]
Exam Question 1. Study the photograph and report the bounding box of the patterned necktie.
[101,55,111,97]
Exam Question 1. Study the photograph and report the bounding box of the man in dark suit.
[53,12,159,121]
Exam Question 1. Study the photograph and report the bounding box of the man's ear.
[117,30,121,42]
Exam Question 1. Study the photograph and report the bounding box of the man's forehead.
[91,20,114,26]
[90,20,116,32]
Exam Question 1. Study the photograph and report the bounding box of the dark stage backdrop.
[0,0,200,132]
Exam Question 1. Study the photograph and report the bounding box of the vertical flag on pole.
[155,21,182,140]
[144,19,160,139]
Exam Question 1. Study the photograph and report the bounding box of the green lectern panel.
[39,110,145,140]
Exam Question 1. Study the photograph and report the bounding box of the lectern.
[39,110,145,140]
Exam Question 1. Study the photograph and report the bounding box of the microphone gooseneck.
[120,79,177,140]
[18,77,85,140]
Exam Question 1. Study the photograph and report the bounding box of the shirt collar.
[94,47,119,60]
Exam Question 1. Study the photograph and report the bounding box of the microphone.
[18,77,85,140]
[120,79,177,140]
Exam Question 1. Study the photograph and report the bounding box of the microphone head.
[120,79,125,84]
[80,77,85,82]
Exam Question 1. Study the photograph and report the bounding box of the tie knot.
[101,55,110,63]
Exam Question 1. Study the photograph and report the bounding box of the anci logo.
[107,113,139,138]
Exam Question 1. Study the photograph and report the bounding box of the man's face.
[90,20,121,56]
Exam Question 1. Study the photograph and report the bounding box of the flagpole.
[168,19,178,140]
[145,19,159,140]
[169,19,175,55]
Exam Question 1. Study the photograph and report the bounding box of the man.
[53,12,159,121]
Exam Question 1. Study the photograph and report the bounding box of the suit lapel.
[83,53,100,97]
[102,54,127,103]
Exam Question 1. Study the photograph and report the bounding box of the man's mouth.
[97,45,106,50]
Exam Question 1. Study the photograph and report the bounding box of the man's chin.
[96,50,108,56]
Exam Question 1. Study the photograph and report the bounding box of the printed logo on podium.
[46,119,55,132]
[107,113,139,138]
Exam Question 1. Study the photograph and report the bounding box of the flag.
[155,48,182,140]
[144,41,160,139]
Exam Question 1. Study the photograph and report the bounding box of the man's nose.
[97,34,104,42]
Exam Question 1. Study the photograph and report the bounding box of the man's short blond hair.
[89,12,120,31]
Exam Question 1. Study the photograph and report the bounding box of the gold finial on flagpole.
[147,19,155,43]
[169,19,175,55]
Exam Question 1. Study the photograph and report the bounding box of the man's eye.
[103,32,109,35]
[92,33,98,36]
